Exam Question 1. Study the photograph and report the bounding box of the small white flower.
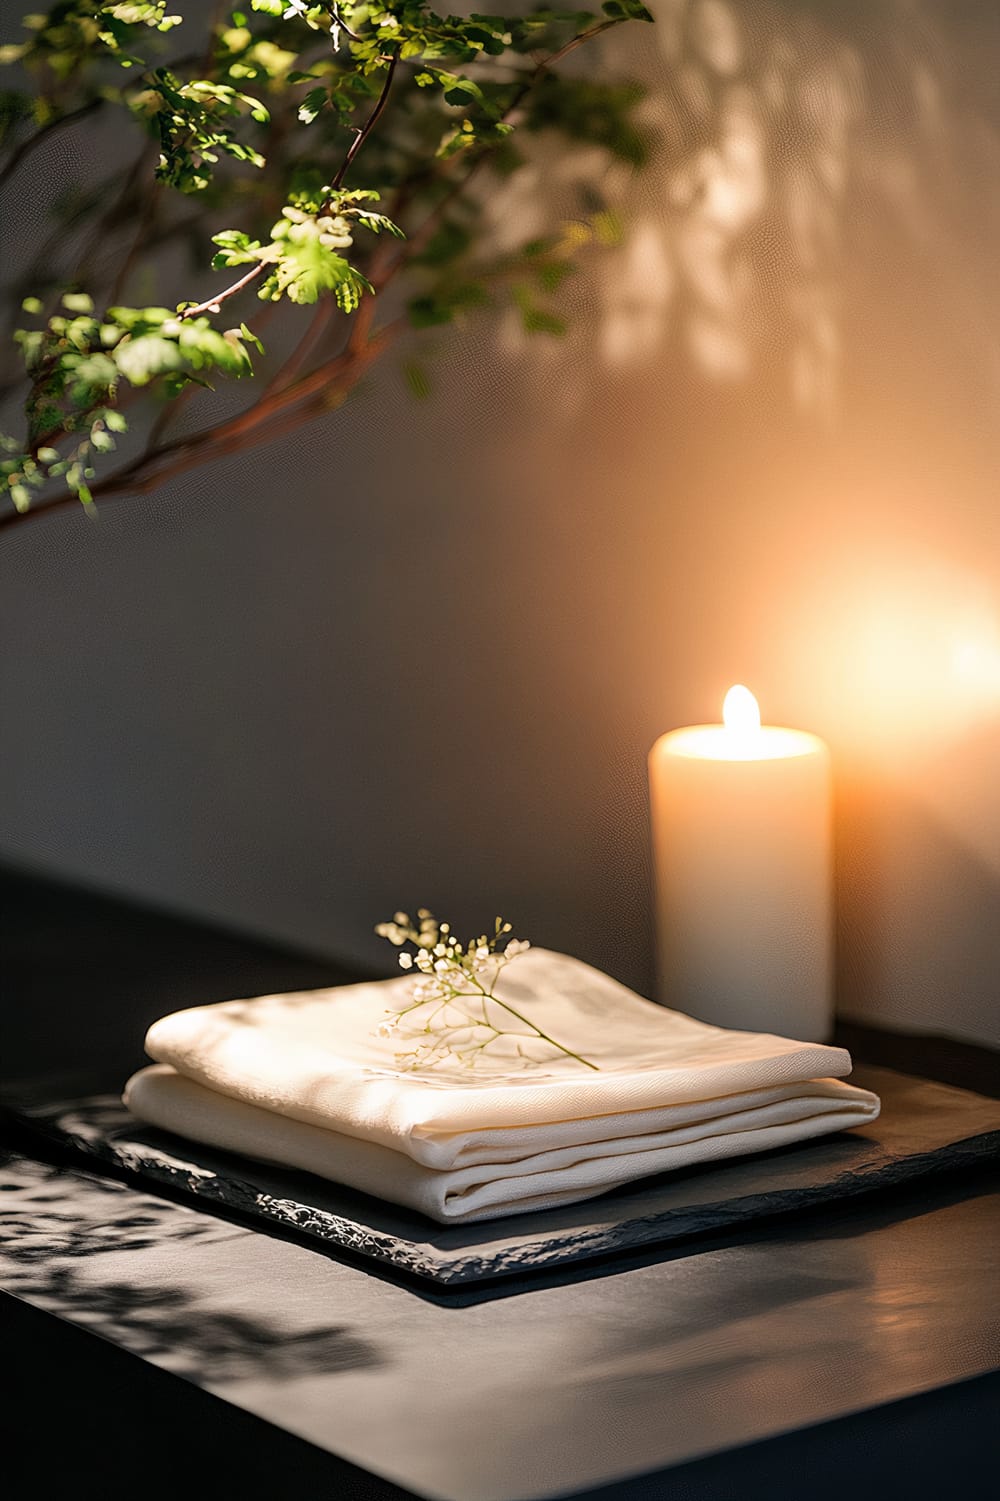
[374,907,592,1070]
[375,921,406,945]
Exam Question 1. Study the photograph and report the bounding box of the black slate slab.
[5,1065,998,1288]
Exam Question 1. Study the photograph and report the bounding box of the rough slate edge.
[3,1066,999,1289]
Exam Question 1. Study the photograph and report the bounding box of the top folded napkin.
[125,949,880,1222]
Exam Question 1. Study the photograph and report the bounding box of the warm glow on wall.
[778,557,1000,760]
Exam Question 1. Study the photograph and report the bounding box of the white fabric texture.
[125,948,881,1223]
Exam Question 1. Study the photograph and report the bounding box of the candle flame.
[723,684,761,737]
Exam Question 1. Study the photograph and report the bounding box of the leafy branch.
[0,0,655,531]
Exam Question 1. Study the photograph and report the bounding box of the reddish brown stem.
[330,49,399,192]
[0,319,401,533]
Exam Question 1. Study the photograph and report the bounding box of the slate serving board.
[4,1065,998,1288]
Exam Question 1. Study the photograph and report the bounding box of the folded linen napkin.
[124,948,880,1223]
[125,1063,878,1223]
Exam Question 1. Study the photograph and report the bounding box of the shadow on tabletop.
[0,1151,384,1387]
[3,1124,996,1313]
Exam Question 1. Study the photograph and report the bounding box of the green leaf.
[403,361,431,399]
[239,321,264,354]
[260,236,371,308]
[444,81,480,107]
[514,285,568,335]
[465,26,507,56]
[211,228,263,268]
[408,296,454,329]
[14,329,45,369]
[69,352,120,389]
[20,296,43,315]
[62,291,94,313]
[522,307,566,334]
[353,209,405,239]
[297,86,327,125]
[602,0,653,19]
[114,334,184,385]
[592,208,624,245]
[333,273,367,314]
[536,259,574,292]
[106,305,174,329]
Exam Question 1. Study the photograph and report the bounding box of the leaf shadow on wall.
[493,0,999,422]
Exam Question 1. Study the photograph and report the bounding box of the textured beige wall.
[2,0,998,1044]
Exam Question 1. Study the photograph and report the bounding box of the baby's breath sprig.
[374,910,599,1072]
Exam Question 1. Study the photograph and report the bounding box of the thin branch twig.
[178,260,267,321]
[0,319,402,533]
[330,48,399,192]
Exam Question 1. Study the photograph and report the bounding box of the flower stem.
[483,993,600,1071]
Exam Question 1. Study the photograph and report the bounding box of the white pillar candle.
[648,686,833,1041]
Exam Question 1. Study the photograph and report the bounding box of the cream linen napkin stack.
[124,949,880,1224]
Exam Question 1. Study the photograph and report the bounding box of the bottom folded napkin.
[124,1062,880,1224]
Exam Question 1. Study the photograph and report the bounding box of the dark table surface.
[2,867,999,1499]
